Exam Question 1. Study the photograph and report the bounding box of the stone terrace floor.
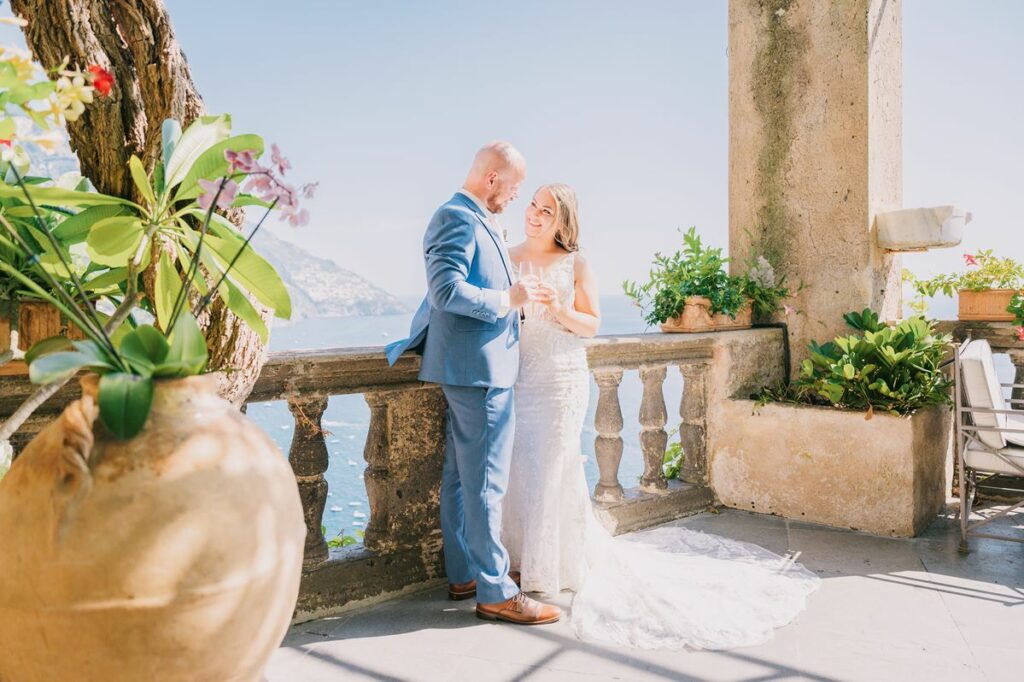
[267,506,1023,682]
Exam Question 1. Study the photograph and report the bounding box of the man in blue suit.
[386,142,561,625]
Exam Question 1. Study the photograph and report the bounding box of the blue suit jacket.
[385,193,520,388]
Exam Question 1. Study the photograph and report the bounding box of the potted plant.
[904,250,1024,325]
[623,227,793,333]
[0,47,115,355]
[0,105,315,678]
[710,309,954,537]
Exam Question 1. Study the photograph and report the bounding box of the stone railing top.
[935,320,1024,352]
[247,328,783,402]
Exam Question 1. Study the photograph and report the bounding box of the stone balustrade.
[0,326,788,621]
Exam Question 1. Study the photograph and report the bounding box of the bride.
[500,183,820,650]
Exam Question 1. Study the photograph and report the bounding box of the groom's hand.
[509,276,540,309]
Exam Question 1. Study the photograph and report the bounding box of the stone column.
[593,368,625,503]
[729,0,902,371]
[678,362,709,485]
[362,387,447,554]
[287,394,330,568]
[638,365,669,491]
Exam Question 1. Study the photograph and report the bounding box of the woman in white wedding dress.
[501,184,820,650]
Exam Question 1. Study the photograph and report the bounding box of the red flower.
[1016,327,1024,342]
[963,253,979,267]
[0,139,10,147]
[86,65,114,97]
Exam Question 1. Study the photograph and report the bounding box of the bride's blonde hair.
[540,183,581,253]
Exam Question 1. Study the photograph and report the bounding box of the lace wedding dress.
[501,253,820,650]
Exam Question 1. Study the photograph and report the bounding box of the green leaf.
[128,155,156,207]
[165,313,208,375]
[842,363,856,380]
[163,115,232,191]
[28,350,96,384]
[154,250,182,331]
[53,204,129,243]
[0,118,15,140]
[217,276,269,344]
[203,232,292,319]
[82,267,129,293]
[174,134,265,202]
[161,119,183,173]
[119,325,170,372]
[0,182,131,207]
[98,372,154,440]
[24,335,73,365]
[86,216,145,267]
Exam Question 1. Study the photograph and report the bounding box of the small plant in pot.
[623,227,793,332]
[904,251,1024,335]
[0,110,315,680]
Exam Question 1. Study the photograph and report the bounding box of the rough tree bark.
[12,0,268,405]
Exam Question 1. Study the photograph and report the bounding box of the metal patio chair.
[954,338,1024,552]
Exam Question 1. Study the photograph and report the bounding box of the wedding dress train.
[501,253,820,650]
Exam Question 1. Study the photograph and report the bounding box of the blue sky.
[4,1,1023,300]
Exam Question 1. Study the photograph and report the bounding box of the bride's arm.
[540,254,601,337]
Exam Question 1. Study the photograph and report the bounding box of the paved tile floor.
[267,506,1023,682]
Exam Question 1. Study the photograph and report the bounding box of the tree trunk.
[12,0,268,405]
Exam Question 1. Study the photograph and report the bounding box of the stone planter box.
[710,400,952,537]
[661,297,752,333]
[957,289,1017,322]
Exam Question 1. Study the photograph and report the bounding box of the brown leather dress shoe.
[448,571,521,601]
[475,591,561,625]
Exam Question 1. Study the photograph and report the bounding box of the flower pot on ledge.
[16,300,88,352]
[660,296,752,333]
[957,289,1017,322]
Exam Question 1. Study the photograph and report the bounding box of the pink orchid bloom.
[282,207,309,228]
[243,172,274,197]
[1016,327,1024,342]
[300,182,318,200]
[964,253,979,267]
[783,303,796,316]
[197,178,238,211]
[224,149,259,174]
[270,143,291,175]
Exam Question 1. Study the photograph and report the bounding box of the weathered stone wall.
[729,0,903,371]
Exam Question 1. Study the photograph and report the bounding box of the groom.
[386,142,561,625]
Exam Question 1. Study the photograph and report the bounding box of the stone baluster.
[1008,350,1024,406]
[593,368,624,503]
[638,364,669,491]
[286,394,330,568]
[363,387,448,554]
[678,362,710,485]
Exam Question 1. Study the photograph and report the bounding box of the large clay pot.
[660,296,753,333]
[0,374,305,681]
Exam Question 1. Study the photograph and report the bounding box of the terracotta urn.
[660,296,753,333]
[0,374,305,682]
[957,289,1018,322]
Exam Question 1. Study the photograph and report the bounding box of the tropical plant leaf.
[163,115,232,191]
[52,204,128,243]
[154,250,182,331]
[28,349,104,384]
[0,182,131,207]
[98,372,154,440]
[165,313,208,375]
[202,232,292,319]
[128,155,156,206]
[24,335,73,365]
[86,216,145,267]
[174,134,265,202]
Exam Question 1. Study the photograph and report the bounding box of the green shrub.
[757,309,953,416]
